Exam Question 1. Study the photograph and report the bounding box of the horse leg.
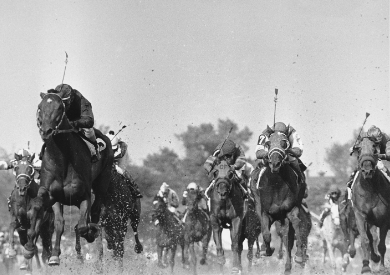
[322,239,327,263]
[49,202,64,266]
[247,236,255,272]
[287,207,303,263]
[276,222,284,260]
[260,213,274,257]
[367,225,380,263]
[255,237,261,259]
[189,242,197,275]
[280,220,292,275]
[183,237,190,269]
[79,197,98,243]
[40,212,54,265]
[157,245,164,268]
[354,210,371,274]
[130,204,143,254]
[169,245,177,273]
[211,215,225,269]
[74,225,84,263]
[378,226,388,270]
[200,226,211,265]
[230,217,242,274]
[7,219,18,258]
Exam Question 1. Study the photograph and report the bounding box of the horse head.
[213,160,235,200]
[37,92,70,141]
[357,137,378,179]
[153,195,169,222]
[267,132,290,173]
[13,153,36,196]
[186,187,200,212]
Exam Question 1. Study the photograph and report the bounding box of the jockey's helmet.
[220,139,236,158]
[106,131,119,149]
[17,148,32,158]
[160,182,169,193]
[53,84,74,109]
[273,122,288,135]
[367,125,382,144]
[187,182,198,190]
[328,184,341,198]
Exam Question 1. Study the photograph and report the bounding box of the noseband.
[14,163,35,190]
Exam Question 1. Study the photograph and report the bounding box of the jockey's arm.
[233,145,246,170]
[70,92,94,129]
[255,134,269,160]
[0,160,13,170]
[204,155,217,174]
[287,130,303,158]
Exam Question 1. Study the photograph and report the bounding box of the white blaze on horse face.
[47,98,52,103]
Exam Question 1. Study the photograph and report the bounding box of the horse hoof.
[48,256,60,266]
[134,244,143,254]
[267,247,275,257]
[200,258,206,265]
[255,252,261,259]
[361,266,371,274]
[284,269,291,275]
[8,248,16,258]
[231,267,241,274]
[19,262,28,270]
[23,246,35,260]
[371,253,380,263]
[294,255,303,264]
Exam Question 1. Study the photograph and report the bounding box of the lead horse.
[352,136,390,273]
[31,92,113,265]
[209,160,246,274]
[251,131,305,274]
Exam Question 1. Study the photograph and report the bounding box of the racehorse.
[339,191,379,272]
[182,187,212,275]
[153,195,185,272]
[8,153,54,274]
[209,160,246,274]
[251,131,305,274]
[275,204,311,266]
[32,92,113,266]
[352,136,390,273]
[238,197,261,272]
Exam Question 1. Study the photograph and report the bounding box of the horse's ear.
[14,153,21,161]
[40,92,47,99]
[28,153,35,163]
[267,125,273,133]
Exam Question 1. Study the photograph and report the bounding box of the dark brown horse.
[182,187,212,275]
[153,195,185,272]
[8,153,54,274]
[32,92,113,266]
[351,136,389,273]
[251,132,305,274]
[209,160,246,274]
[238,197,261,272]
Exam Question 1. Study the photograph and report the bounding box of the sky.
[0,1,388,176]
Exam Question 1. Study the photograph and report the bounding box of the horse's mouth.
[361,170,374,179]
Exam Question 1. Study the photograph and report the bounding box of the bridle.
[268,133,290,160]
[13,161,35,190]
[37,93,77,135]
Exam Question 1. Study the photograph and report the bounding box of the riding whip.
[350,112,370,156]
[273,88,278,126]
[110,125,127,141]
[58,52,68,93]
[217,127,233,157]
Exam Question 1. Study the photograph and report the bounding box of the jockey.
[203,139,248,195]
[348,125,390,188]
[182,182,209,222]
[106,131,142,199]
[255,122,307,199]
[153,182,181,224]
[45,84,100,162]
[318,184,341,228]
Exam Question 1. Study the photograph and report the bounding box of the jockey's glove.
[183,191,188,198]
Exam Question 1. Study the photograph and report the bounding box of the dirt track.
[1,227,390,275]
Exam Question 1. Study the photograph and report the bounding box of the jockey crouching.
[153,182,181,224]
[348,125,390,190]
[204,139,248,197]
[106,131,143,200]
[41,84,100,163]
[182,182,210,222]
[255,122,308,201]
[318,184,341,228]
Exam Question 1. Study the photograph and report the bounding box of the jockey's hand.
[378,154,387,160]
[163,197,167,203]
[183,190,188,198]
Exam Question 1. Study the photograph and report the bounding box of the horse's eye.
[213,170,219,179]
[227,171,234,180]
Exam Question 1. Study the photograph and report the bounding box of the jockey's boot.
[346,169,358,188]
[289,159,307,200]
[318,208,330,228]
[84,128,100,163]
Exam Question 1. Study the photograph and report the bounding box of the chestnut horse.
[352,136,390,273]
[251,131,305,274]
[209,160,246,274]
[32,92,113,266]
